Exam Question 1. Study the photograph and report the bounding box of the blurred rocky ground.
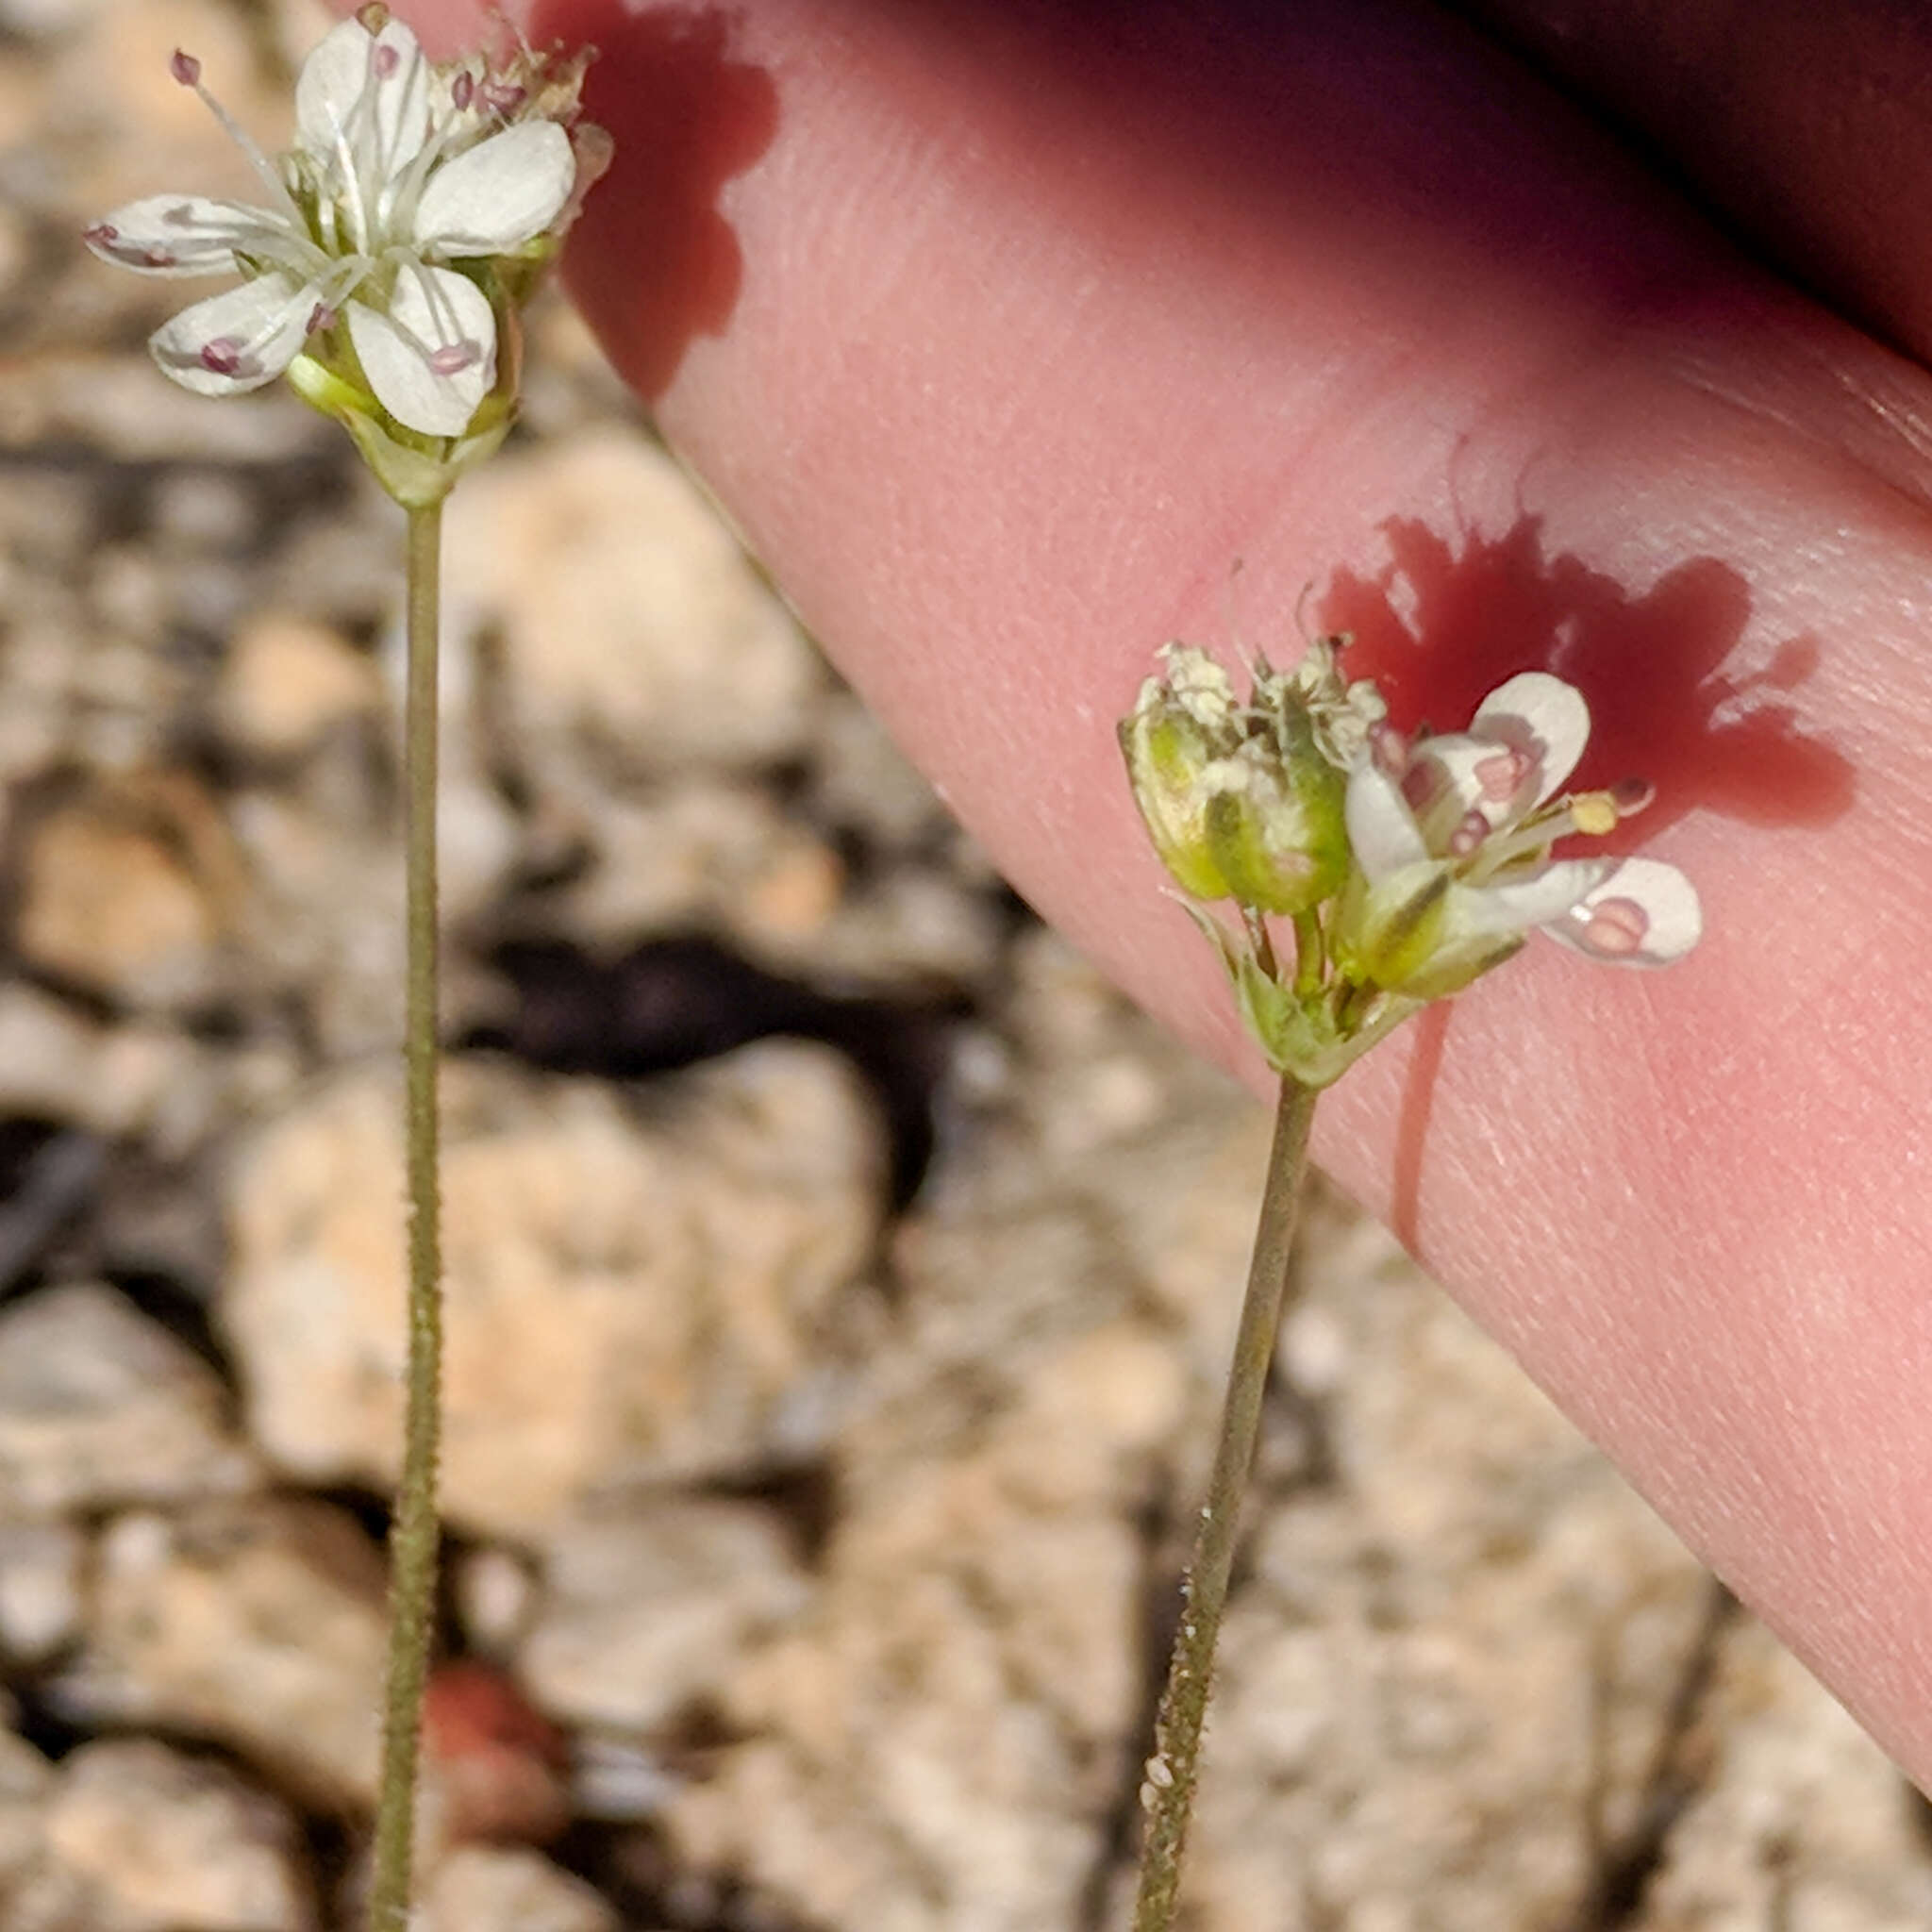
[1,1,1928,1927]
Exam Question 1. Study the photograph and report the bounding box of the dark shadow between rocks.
[469,933,967,1209]
[529,0,778,399]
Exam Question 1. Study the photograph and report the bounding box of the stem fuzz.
[1132,1073,1317,1932]
[368,498,445,1932]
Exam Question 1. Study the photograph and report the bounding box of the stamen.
[1578,897,1648,957]
[173,275,329,385]
[357,2,391,30]
[1611,776,1656,815]
[306,302,337,334]
[1568,791,1618,837]
[1446,809,1488,858]
[84,222,118,244]
[175,47,306,230]
[373,42,401,80]
[479,78,527,116]
[451,71,475,111]
[381,258,492,396]
[331,116,373,258]
[1473,746,1533,804]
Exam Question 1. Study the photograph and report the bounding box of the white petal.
[1472,672,1591,803]
[1455,858,1610,939]
[296,15,431,185]
[149,273,316,396]
[1543,857,1703,966]
[412,122,575,256]
[1344,763,1429,878]
[1379,858,1606,999]
[85,194,296,276]
[1400,733,1513,842]
[346,263,495,437]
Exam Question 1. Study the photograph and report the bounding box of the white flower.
[84,12,575,438]
[1335,671,1702,999]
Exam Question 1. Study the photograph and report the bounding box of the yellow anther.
[1570,791,1619,836]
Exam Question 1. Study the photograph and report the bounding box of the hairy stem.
[1132,1073,1318,1932]
[368,498,445,1932]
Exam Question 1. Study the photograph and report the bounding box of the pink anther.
[198,337,244,375]
[1446,810,1488,858]
[1580,897,1648,957]
[450,70,475,110]
[427,341,479,375]
[372,42,401,78]
[1473,746,1532,804]
[170,49,202,87]
[1610,776,1656,815]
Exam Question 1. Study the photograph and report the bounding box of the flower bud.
[1120,645,1350,916]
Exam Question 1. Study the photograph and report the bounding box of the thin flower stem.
[368,498,445,1932]
[1291,908,1324,999]
[1132,1072,1318,1932]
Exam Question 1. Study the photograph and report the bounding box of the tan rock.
[523,1496,808,1733]
[445,426,824,779]
[663,1011,1218,1932]
[419,1846,617,1932]
[549,781,854,962]
[0,983,199,1137]
[0,1523,84,1661]
[673,1327,1160,1932]
[0,1284,257,1521]
[224,1043,886,1535]
[0,1726,54,1910]
[215,613,380,760]
[15,774,241,1010]
[43,1739,314,1932]
[73,1499,386,1807]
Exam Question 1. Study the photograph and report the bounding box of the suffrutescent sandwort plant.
[1119,636,1701,1930]
[85,8,608,1925]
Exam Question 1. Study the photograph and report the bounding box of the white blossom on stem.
[1336,671,1702,999]
[84,9,579,439]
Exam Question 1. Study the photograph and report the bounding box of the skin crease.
[367,0,1932,1786]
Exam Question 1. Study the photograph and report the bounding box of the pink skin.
[365,0,1932,1784]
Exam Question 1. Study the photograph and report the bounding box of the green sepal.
[286,355,515,509]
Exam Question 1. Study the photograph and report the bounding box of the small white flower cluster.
[85,6,595,453]
[1122,642,1702,1085]
[1338,672,1701,993]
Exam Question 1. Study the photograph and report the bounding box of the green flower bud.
[1119,645,1350,916]
[1119,661,1243,902]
